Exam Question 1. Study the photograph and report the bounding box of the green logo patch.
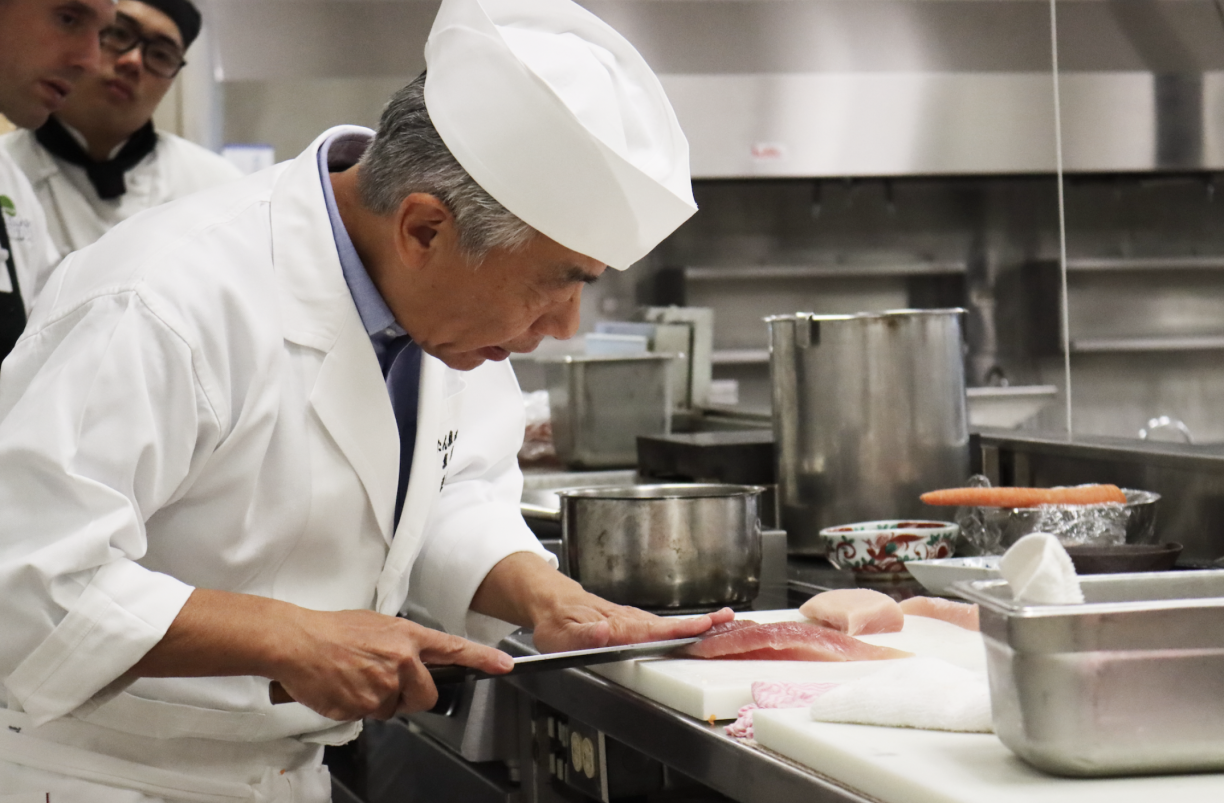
[0,195,15,217]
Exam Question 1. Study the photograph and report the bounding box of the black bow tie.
[34,116,159,200]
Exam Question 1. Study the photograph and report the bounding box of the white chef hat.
[424,0,697,270]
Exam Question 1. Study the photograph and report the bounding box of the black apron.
[0,211,27,364]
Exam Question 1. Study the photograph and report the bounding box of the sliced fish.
[678,620,913,662]
[898,596,980,631]
[799,588,904,635]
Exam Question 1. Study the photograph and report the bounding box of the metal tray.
[540,354,673,469]
[957,570,1224,777]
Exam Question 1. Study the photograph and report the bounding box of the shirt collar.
[317,129,406,340]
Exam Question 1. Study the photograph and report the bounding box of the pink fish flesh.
[898,597,980,631]
[679,620,913,662]
[725,681,841,739]
[799,588,904,635]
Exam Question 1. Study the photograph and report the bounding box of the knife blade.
[268,636,699,704]
[427,636,700,685]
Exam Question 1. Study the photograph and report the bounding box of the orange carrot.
[919,484,1127,508]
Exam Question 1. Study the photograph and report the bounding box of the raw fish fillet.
[699,620,760,637]
[899,596,980,631]
[799,588,904,635]
[678,620,912,662]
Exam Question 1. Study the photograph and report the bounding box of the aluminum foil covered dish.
[922,476,1160,556]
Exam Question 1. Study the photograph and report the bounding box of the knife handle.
[267,668,472,707]
[269,681,294,705]
[428,665,478,685]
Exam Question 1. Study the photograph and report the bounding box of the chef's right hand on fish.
[470,552,735,654]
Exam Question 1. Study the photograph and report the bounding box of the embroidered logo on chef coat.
[0,195,33,241]
[438,429,458,490]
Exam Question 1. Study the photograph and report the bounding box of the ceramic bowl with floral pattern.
[818,520,959,580]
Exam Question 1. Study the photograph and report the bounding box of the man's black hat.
[138,0,202,49]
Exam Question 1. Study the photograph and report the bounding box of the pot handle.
[1139,416,1194,445]
[520,502,562,522]
[794,316,820,348]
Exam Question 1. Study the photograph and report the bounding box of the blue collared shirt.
[317,130,422,527]
[317,130,407,359]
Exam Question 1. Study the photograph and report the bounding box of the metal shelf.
[711,348,771,365]
[684,262,965,281]
[1072,335,1224,353]
[1066,256,1224,272]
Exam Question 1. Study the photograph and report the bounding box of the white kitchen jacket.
[0,128,552,769]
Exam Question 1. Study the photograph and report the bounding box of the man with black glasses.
[3,0,241,256]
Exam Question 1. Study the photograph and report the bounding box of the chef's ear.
[392,192,455,266]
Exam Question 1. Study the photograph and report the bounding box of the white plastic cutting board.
[592,610,986,720]
[753,709,1224,803]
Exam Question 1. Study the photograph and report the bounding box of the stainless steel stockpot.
[767,309,970,555]
[558,483,764,609]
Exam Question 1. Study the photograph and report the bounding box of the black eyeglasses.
[99,15,187,80]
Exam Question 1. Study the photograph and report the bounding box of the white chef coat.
[2,126,244,256]
[0,147,58,311]
[0,126,553,800]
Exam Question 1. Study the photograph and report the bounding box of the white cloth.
[424,0,697,269]
[808,657,994,734]
[0,126,554,796]
[0,704,330,802]
[999,532,1084,604]
[2,128,244,256]
[0,147,58,311]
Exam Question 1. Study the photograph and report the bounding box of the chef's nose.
[535,289,583,340]
[70,29,105,75]
[115,46,143,74]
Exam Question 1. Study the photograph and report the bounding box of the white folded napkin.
[999,532,1084,604]
[808,657,993,733]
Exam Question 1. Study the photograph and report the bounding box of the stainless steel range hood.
[210,0,1224,176]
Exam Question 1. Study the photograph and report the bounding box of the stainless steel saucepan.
[557,483,764,609]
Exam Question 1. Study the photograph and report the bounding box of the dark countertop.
[786,556,930,603]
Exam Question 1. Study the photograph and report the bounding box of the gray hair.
[357,73,537,258]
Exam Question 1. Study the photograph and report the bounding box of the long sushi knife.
[427,636,701,685]
[269,636,699,704]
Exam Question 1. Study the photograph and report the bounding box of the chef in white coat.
[0,0,721,799]
[3,0,244,257]
[0,0,116,363]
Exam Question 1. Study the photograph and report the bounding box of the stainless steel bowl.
[955,488,1161,555]
[558,483,764,609]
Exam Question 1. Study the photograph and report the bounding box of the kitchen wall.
[223,77,409,160]
[210,0,432,160]
[204,0,1224,444]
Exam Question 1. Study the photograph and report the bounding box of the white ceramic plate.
[905,556,1003,597]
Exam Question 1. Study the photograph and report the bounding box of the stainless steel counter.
[502,632,876,803]
[486,556,878,803]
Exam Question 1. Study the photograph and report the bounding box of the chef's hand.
[531,594,734,654]
[271,608,513,721]
[128,589,512,723]
[471,552,735,655]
